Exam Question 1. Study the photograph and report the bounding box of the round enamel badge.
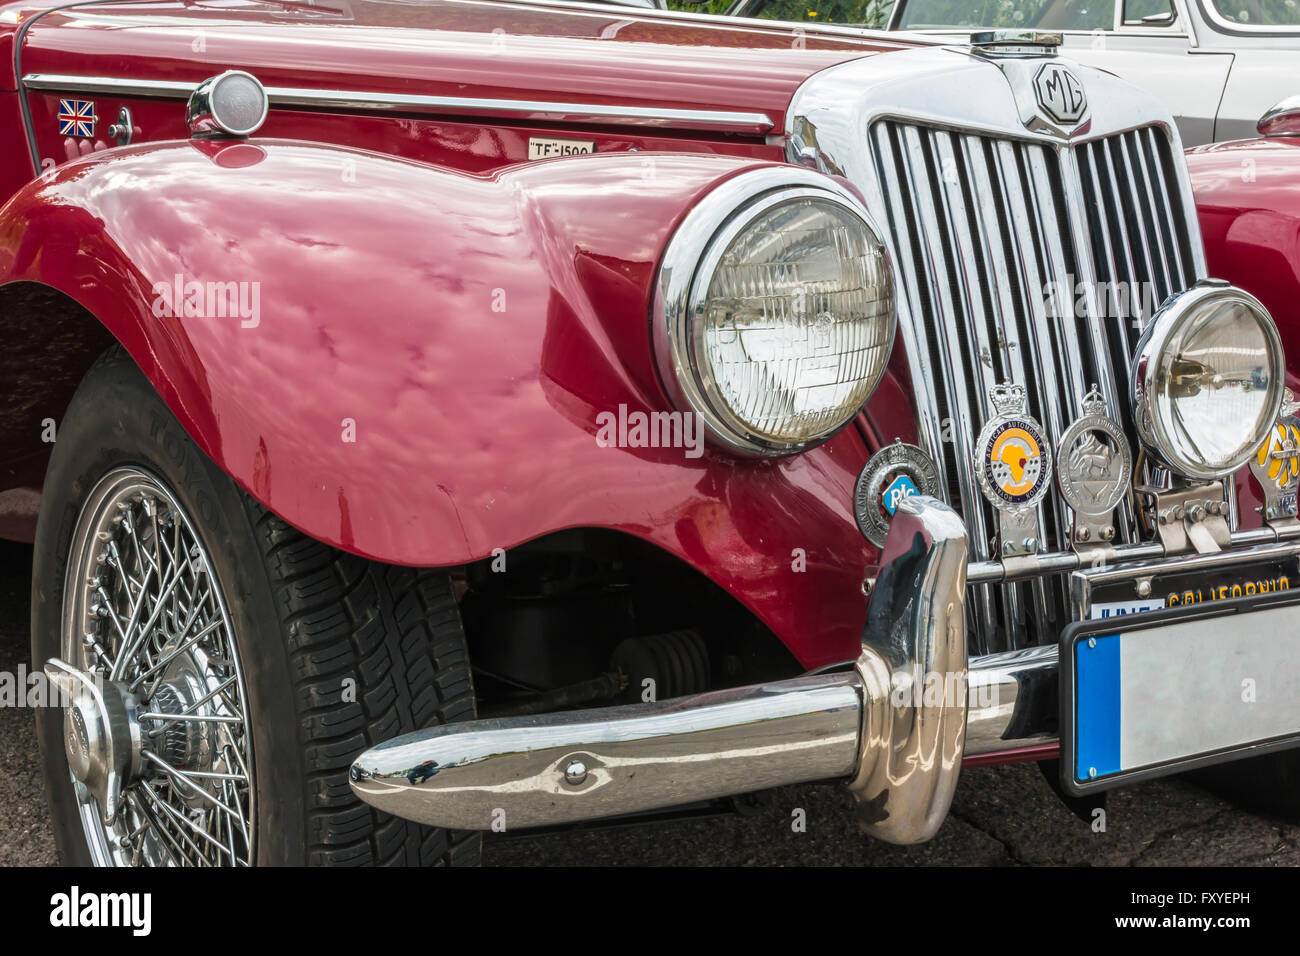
[853,440,940,547]
[975,384,1052,512]
[1056,387,1131,518]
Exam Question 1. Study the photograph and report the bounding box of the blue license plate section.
[1062,592,1300,795]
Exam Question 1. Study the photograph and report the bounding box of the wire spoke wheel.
[60,466,254,866]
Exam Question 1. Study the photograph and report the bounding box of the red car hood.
[12,0,915,134]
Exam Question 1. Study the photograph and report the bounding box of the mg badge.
[1057,387,1130,546]
[853,440,940,547]
[975,383,1052,513]
[1249,388,1300,522]
[1033,63,1087,126]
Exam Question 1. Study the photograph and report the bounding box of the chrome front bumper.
[350,496,1060,844]
[349,492,1300,841]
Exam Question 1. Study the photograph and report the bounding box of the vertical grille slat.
[930,132,1028,649]
[872,123,994,641]
[1081,144,1136,401]
[1097,142,1139,295]
[983,141,1071,562]
[900,123,1001,640]
[1123,131,1176,302]
[872,121,1197,653]
[1141,126,1191,294]
[870,123,952,488]
[1059,149,1137,544]
[1109,138,1162,299]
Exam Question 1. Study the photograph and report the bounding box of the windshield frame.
[886,0,1124,31]
[1197,0,1300,34]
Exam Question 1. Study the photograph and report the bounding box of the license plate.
[1062,591,1300,795]
[1087,558,1295,620]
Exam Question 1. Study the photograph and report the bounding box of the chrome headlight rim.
[652,167,899,457]
[1133,281,1285,481]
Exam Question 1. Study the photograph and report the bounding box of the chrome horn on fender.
[350,496,970,844]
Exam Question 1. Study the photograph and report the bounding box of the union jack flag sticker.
[57,98,97,138]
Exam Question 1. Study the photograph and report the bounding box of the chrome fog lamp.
[186,70,269,138]
[654,169,897,456]
[1133,281,1285,480]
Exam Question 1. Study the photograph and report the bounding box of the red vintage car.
[2,0,1299,867]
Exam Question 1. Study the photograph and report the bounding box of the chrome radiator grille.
[868,121,1200,654]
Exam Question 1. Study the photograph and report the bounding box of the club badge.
[975,383,1052,513]
[853,439,940,547]
[1056,386,1131,517]
[1250,388,1300,521]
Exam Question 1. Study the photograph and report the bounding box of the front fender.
[0,139,877,668]
[1188,137,1300,529]
[1188,138,1300,367]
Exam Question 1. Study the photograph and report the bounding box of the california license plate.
[1062,591,1300,795]
[1086,557,1295,620]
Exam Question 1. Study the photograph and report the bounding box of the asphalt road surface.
[2,539,1296,867]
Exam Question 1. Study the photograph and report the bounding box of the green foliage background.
[666,0,735,14]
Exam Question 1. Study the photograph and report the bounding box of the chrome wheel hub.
[53,467,255,866]
[46,659,143,825]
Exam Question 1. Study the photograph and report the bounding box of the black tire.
[32,347,481,866]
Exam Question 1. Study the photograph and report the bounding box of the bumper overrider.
[349,496,1052,844]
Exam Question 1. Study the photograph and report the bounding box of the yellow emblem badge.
[1249,389,1300,521]
[989,426,1043,498]
[1255,421,1300,485]
[976,383,1053,512]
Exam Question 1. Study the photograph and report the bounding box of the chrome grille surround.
[786,48,1209,654]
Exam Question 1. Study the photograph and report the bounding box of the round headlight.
[1133,282,1285,480]
[654,170,897,455]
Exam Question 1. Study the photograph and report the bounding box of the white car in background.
[723,0,1300,144]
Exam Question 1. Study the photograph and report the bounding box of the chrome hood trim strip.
[22,73,775,133]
